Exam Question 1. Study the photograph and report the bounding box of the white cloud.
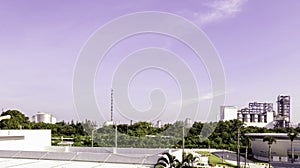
[196,0,248,26]
[171,90,227,107]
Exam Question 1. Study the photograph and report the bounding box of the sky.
[1,0,300,124]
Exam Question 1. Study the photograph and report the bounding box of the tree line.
[0,110,299,150]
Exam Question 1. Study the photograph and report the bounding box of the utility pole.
[111,88,113,122]
[222,148,224,163]
[115,122,118,148]
[92,129,96,147]
[237,126,241,168]
[182,124,185,160]
[245,145,248,168]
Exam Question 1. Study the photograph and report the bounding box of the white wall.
[51,117,57,124]
[0,130,51,151]
[220,106,238,121]
[243,121,274,128]
[267,111,273,123]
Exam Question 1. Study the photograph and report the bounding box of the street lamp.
[291,132,295,163]
[182,119,192,161]
[237,125,241,168]
[91,124,103,148]
[91,128,97,148]
[115,122,117,148]
[182,124,185,159]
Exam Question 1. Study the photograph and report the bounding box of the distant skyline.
[1,0,300,124]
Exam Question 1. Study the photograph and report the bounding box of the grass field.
[197,151,237,168]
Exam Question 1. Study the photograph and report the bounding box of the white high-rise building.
[220,106,238,121]
[32,112,56,124]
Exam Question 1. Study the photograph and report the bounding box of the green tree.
[0,110,31,129]
[82,119,97,135]
[263,136,276,168]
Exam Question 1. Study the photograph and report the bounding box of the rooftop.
[245,133,299,140]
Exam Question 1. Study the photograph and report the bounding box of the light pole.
[237,126,241,168]
[91,124,101,148]
[91,128,97,147]
[291,132,295,163]
[115,122,118,148]
[182,119,191,161]
[182,124,185,159]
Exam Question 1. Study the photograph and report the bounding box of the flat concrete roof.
[0,147,172,165]
[245,133,299,140]
[0,158,151,168]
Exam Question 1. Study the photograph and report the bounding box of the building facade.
[246,133,300,162]
[32,112,56,124]
[184,118,193,128]
[220,106,238,121]
[275,95,291,128]
[155,120,162,128]
[0,130,51,151]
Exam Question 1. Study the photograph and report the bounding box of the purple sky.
[1,0,300,124]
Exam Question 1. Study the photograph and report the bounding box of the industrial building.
[220,103,274,128]
[32,112,56,124]
[237,102,274,128]
[220,95,292,128]
[274,95,291,128]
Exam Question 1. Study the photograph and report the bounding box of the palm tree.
[288,129,299,163]
[154,161,168,168]
[182,153,196,167]
[155,152,180,168]
[263,136,276,168]
[155,152,197,168]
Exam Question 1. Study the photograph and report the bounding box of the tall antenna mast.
[111,88,114,122]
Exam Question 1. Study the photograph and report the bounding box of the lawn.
[197,151,237,168]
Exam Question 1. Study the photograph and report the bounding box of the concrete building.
[103,121,114,126]
[274,95,291,128]
[245,133,300,163]
[0,130,51,151]
[237,102,274,128]
[155,120,162,128]
[220,106,238,121]
[184,118,193,128]
[32,112,56,124]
